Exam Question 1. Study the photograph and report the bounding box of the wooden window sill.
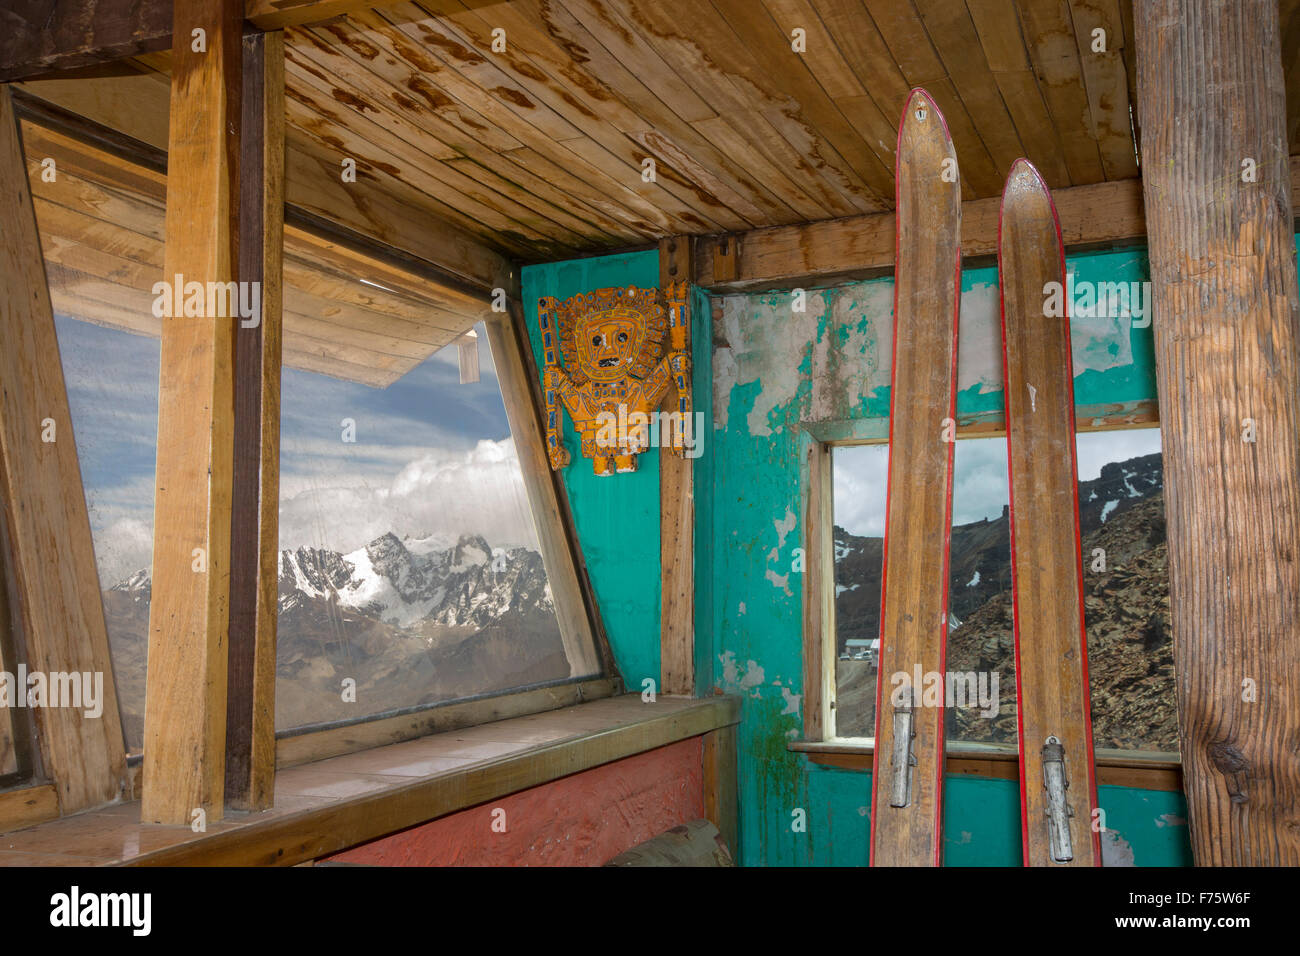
[0,694,739,866]
[788,740,1183,791]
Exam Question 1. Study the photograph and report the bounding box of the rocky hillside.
[103,533,569,750]
[833,453,1177,752]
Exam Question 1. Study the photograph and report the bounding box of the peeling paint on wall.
[708,246,1191,866]
[1101,828,1137,867]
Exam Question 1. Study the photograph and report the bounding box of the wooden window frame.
[0,78,616,828]
[264,297,616,767]
[796,409,1182,789]
[0,85,128,830]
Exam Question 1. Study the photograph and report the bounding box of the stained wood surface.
[278,677,618,767]
[869,89,960,868]
[0,0,171,81]
[0,87,126,814]
[999,159,1100,868]
[659,237,694,696]
[141,0,243,826]
[14,2,1203,265]
[1136,0,1300,866]
[702,725,738,859]
[12,3,1300,270]
[0,694,739,866]
[225,29,285,813]
[0,784,60,833]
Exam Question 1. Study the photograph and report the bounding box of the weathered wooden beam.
[224,28,283,813]
[244,0,401,30]
[1136,0,1300,865]
[702,725,738,860]
[141,0,242,826]
[694,166,1300,292]
[659,237,694,696]
[0,86,127,812]
[0,0,172,81]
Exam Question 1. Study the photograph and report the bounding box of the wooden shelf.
[788,739,1182,792]
[0,694,739,866]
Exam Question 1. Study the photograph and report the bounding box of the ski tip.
[1004,157,1046,192]
[999,158,1061,225]
[998,158,1050,205]
[898,87,953,143]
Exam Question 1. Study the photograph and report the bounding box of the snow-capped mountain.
[103,531,569,747]
[276,532,555,631]
[111,532,555,632]
[109,568,151,603]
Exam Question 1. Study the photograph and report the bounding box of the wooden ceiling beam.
[0,1,424,80]
[245,0,406,31]
[0,0,172,82]
[694,161,1300,292]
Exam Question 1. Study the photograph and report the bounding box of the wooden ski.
[869,88,961,867]
[998,159,1102,867]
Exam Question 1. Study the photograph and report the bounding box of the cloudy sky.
[57,318,540,586]
[832,428,1162,538]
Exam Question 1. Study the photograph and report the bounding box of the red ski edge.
[869,87,960,867]
[997,158,1102,867]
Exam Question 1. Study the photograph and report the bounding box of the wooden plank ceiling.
[265,0,1148,248]
[12,0,1300,384]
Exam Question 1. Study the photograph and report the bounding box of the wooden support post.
[702,725,738,861]
[142,0,243,825]
[1135,0,1300,864]
[0,86,126,812]
[659,237,694,696]
[224,28,284,813]
[487,302,602,679]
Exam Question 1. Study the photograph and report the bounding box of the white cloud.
[93,517,154,588]
[832,444,889,537]
[1076,427,1161,481]
[278,437,541,556]
[830,428,1162,541]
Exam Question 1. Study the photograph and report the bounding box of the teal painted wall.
[523,244,1193,866]
[522,251,662,689]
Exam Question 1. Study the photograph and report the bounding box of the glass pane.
[831,428,1172,755]
[52,317,160,756]
[32,97,166,757]
[276,322,585,732]
[830,442,887,739]
[944,437,1015,746]
[1076,428,1175,754]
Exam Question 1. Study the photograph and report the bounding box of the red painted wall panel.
[323,736,705,866]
